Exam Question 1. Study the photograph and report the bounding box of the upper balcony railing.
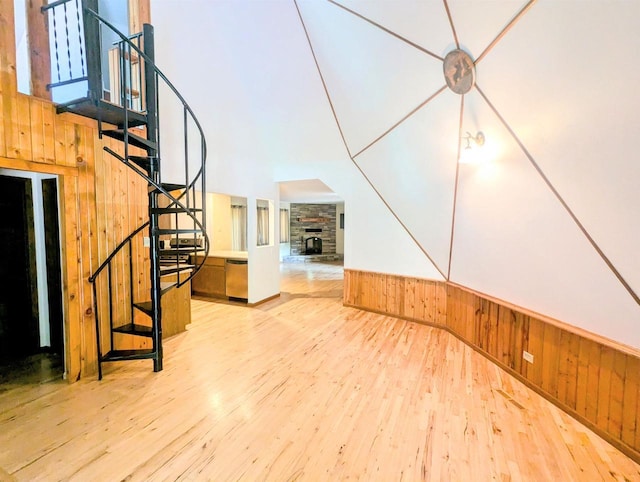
[43,0,210,265]
[42,0,144,115]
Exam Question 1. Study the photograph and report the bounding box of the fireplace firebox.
[305,236,322,255]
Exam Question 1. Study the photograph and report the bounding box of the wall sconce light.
[463,131,485,150]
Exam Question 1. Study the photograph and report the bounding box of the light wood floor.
[1,261,639,481]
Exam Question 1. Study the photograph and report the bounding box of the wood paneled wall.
[344,269,446,326]
[343,270,640,463]
[1,94,150,379]
[1,0,151,380]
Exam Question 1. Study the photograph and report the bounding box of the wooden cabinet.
[191,256,226,298]
[122,273,191,350]
[162,274,191,338]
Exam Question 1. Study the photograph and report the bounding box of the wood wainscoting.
[344,269,640,463]
[343,269,447,326]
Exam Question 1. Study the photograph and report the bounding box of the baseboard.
[248,293,280,307]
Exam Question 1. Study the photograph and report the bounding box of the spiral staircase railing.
[43,0,209,378]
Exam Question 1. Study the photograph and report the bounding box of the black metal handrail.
[84,7,209,275]
[89,224,147,369]
[42,0,87,91]
[42,2,208,221]
[88,222,149,283]
[40,0,211,378]
[84,7,208,184]
[81,6,209,280]
[63,3,211,376]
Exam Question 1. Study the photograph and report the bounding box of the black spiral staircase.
[42,0,209,379]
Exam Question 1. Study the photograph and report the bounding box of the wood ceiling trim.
[475,84,640,308]
[327,0,444,62]
[352,85,447,160]
[447,94,465,281]
[293,0,353,158]
[443,0,460,50]
[475,0,538,65]
[295,0,448,280]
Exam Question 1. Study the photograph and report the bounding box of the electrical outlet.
[523,351,534,364]
[143,236,150,248]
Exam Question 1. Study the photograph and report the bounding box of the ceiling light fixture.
[463,131,485,150]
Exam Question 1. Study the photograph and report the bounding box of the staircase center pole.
[143,23,163,372]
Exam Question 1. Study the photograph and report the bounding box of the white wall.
[247,196,280,304]
[274,161,443,280]
[151,1,640,348]
[210,193,232,251]
[152,0,438,304]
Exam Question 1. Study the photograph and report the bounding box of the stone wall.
[289,204,337,255]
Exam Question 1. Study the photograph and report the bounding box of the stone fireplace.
[290,203,337,256]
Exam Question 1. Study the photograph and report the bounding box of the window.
[257,200,270,246]
[14,0,30,94]
[279,208,289,243]
[231,204,247,251]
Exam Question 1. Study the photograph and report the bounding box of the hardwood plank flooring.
[0,261,639,481]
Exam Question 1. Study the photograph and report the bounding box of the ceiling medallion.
[443,49,475,95]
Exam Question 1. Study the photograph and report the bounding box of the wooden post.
[0,0,18,94]
[129,0,150,34]
[26,0,51,100]
[82,0,101,101]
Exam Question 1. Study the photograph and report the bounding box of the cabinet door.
[192,264,226,297]
[162,278,191,338]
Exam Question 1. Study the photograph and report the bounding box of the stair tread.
[152,183,187,193]
[157,228,202,235]
[159,247,205,255]
[102,349,155,362]
[128,155,154,161]
[102,147,153,175]
[159,265,195,277]
[101,128,157,151]
[56,98,147,127]
[133,301,153,315]
[132,283,180,315]
[112,323,153,337]
[128,155,154,171]
[159,263,195,271]
[151,207,204,214]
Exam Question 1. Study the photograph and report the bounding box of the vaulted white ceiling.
[153,0,640,347]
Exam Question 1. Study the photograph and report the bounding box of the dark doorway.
[0,176,39,362]
[0,174,64,384]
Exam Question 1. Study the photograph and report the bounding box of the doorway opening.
[278,179,344,265]
[0,171,64,384]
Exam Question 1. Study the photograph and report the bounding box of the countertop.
[206,250,248,261]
